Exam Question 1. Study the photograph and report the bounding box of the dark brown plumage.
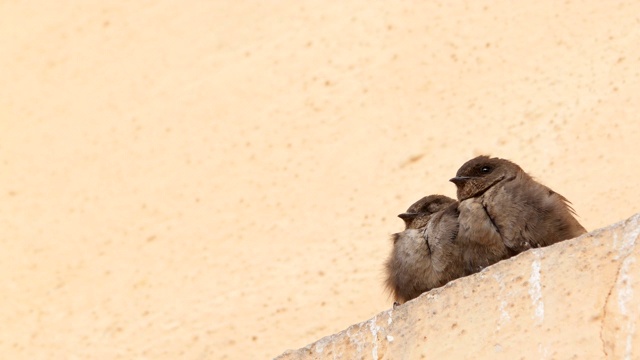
[450,155,587,273]
[385,195,465,304]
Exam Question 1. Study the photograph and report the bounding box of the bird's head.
[398,194,456,229]
[449,155,521,200]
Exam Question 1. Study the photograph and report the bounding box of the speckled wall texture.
[1,1,639,359]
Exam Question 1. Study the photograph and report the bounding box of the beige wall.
[1,1,639,359]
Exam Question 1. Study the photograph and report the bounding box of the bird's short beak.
[397,212,418,220]
[449,176,472,186]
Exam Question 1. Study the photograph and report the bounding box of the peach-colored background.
[2,1,639,359]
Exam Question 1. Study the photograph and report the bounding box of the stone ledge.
[276,213,640,359]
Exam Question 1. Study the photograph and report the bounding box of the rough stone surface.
[277,213,640,359]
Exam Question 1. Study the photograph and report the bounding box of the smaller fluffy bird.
[385,195,465,304]
[450,155,587,274]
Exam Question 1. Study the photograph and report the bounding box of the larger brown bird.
[385,195,465,304]
[450,155,587,273]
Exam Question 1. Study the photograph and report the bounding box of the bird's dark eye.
[481,166,491,173]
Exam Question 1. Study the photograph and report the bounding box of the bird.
[450,155,587,273]
[385,195,465,304]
